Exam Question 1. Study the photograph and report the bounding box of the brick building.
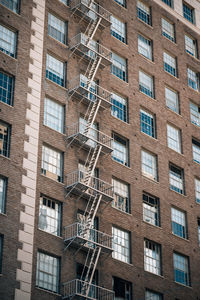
[0,0,200,299]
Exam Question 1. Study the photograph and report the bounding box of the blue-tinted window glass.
[0,71,14,106]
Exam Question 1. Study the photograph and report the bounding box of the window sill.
[0,155,11,161]
[185,51,199,61]
[169,188,186,197]
[0,101,14,108]
[111,35,128,46]
[113,0,127,10]
[142,220,162,229]
[110,113,129,125]
[138,53,154,64]
[164,70,178,80]
[139,90,155,101]
[162,35,176,45]
[112,257,133,267]
[166,106,181,117]
[37,228,63,240]
[0,4,21,16]
[137,18,153,29]
[142,175,159,184]
[187,85,200,94]
[111,73,129,85]
[35,287,61,297]
[140,131,157,141]
[192,160,200,167]
[40,174,64,185]
[43,124,65,136]
[167,147,184,157]
[0,213,7,218]
[111,206,132,216]
[144,270,164,279]
[111,157,131,169]
[48,35,68,49]
[173,281,192,289]
[46,78,67,91]
[0,50,17,61]
[171,233,189,242]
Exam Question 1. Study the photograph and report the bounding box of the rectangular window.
[165,87,179,114]
[112,133,129,166]
[36,251,60,293]
[112,226,130,263]
[161,18,175,42]
[44,98,64,133]
[145,289,163,300]
[185,34,197,57]
[137,0,151,25]
[113,277,131,300]
[169,164,184,195]
[0,235,3,273]
[0,177,6,214]
[0,24,16,57]
[187,68,199,91]
[111,52,127,82]
[46,54,65,87]
[195,178,200,203]
[0,0,19,13]
[173,252,190,286]
[140,109,156,138]
[111,16,126,43]
[144,239,161,275]
[41,145,63,182]
[183,2,195,24]
[114,0,126,8]
[163,52,177,77]
[0,121,11,157]
[190,102,200,127]
[171,207,187,239]
[161,0,173,7]
[198,219,200,245]
[192,139,200,164]
[141,150,157,181]
[143,193,160,227]
[111,93,128,123]
[138,34,152,60]
[48,13,67,44]
[0,71,14,106]
[59,0,68,4]
[38,196,61,236]
[167,124,181,153]
[139,70,154,98]
[112,178,130,213]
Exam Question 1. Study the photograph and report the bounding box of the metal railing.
[63,279,114,300]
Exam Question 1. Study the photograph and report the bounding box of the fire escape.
[62,1,114,299]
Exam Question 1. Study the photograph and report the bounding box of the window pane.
[165,87,179,113]
[112,134,129,166]
[167,124,181,153]
[141,150,157,181]
[137,0,151,25]
[0,0,19,13]
[0,24,16,57]
[183,3,194,24]
[195,178,200,203]
[190,102,200,127]
[192,139,200,164]
[111,16,126,43]
[0,121,11,157]
[44,98,64,133]
[185,35,197,57]
[171,207,187,238]
[48,13,66,44]
[144,239,161,275]
[0,177,6,214]
[112,226,130,263]
[138,34,152,60]
[0,235,3,273]
[187,68,198,91]
[145,289,163,300]
[79,116,97,148]
[0,71,14,106]
[169,165,184,194]
[111,93,128,122]
[46,54,65,87]
[143,193,160,226]
[163,52,176,77]
[161,18,175,42]
[161,0,173,7]
[140,109,156,138]
[198,219,200,245]
[173,252,189,286]
[114,0,126,7]
[112,178,130,213]
[139,71,154,98]
[111,52,127,82]
[41,145,63,182]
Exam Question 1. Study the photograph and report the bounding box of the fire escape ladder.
[85,16,102,44]
[84,144,102,186]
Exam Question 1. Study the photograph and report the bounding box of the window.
[112,178,130,213]
[185,34,197,57]
[140,109,156,138]
[48,13,67,44]
[59,0,68,4]
[46,54,65,87]
[171,207,187,239]
[137,0,151,25]
[138,34,152,60]
[80,74,96,102]
[145,289,163,300]
[113,277,131,300]
[183,2,195,24]
[112,134,129,166]
[36,251,60,293]
[161,0,173,7]
[112,226,130,263]
[44,98,64,133]
[143,193,160,227]
[169,164,184,195]
[161,18,175,42]
[198,219,200,245]
[41,145,63,182]
[111,93,128,123]
[114,0,126,8]
[192,139,200,164]
[111,16,126,43]
[190,102,200,127]
[187,68,199,91]
[173,252,190,286]
[167,124,181,153]
[195,178,200,203]
[79,116,97,148]
[38,196,61,236]
[139,70,154,98]
[165,87,179,114]
[163,52,177,77]
[144,239,161,275]
[0,71,14,106]
[0,0,19,13]
[111,52,127,82]
[141,150,157,181]
[0,235,3,273]
[0,121,11,157]
[0,24,16,57]
[0,177,6,214]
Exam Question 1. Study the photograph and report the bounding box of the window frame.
[145,289,163,300]
[187,67,199,91]
[111,52,128,82]
[0,176,7,214]
[113,0,126,8]
[111,92,128,123]
[167,124,181,153]
[0,23,17,58]
[195,177,200,204]
[112,133,129,167]
[113,277,132,299]
[0,71,15,106]
[48,13,67,45]
[163,52,177,77]
[0,120,11,158]
[161,18,175,42]
[112,226,131,263]
[165,86,179,114]
[143,192,160,227]
[137,0,151,26]
[44,97,65,133]
[185,34,197,58]
[141,149,158,181]
[110,15,126,44]
[138,34,153,61]
[139,70,154,98]
[0,0,20,13]
[46,53,65,87]
[144,239,162,276]
[173,252,190,286]
[161,0,173,8]
[171,207,187,239]
[190,101,200,127]
[169,164,185,195]
[112,177,130,213]
[192,138,200,164]
[140,108,156,138]
[183,2,195,24]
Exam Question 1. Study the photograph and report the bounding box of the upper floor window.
[46,54,65,87]
[44,98,64,133]
[141,149,158,181]
[112,133,129,166]
[140,109,156,138]
[167,124,181,153]
[0,177,6,214]
[0,121,11,157]
[145,289,163,300]
[187,68,199,91]
[171,207,187,239]
[169,164,184,195]
[173,252,190,286]
[59,0,68,4]
[114,0,126,7]
[137,0,151,25]
[112,178,130,213]
[165,87,179,114]
[190,101,200,127]
[185,34,197,57]
[139,70,154,98]
[0,24,17,58]
[0,0,19,13]
[161,18,175,42]
[183,2,195,24]
[113,277,131,300]
[111,52,127,82]
[36,251,60,293]
[161,0,173,7]
[138,34,152,60]
[143,192,160,227]
[163,52,177,77]
[0,71,14,106]
[0,235,3,273]
[48,13,67,44]
[198,219,200,245]
[144,239,161,275]
[111,16,126,43]
[41,145,63,182]
[195,178,200,204]
[112,226,130,263]
[111,93,128,123]
[192,138,200,164]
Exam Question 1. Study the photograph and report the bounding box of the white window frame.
[112,133,129,166]
[165,87,179,114]
[145,289,163,300]
[190,101,200,127]
[169,164,184,195]
[187,68,198,91]
[112,178,130,213]
[138,34,152,60]
[185,34,197,57]
[171,207,187,239]
[41,145,63,182]
[161,18,175,42]
[0,24,16,58]
[173,252,190,286]
[167,124,181,153]
[195,178,200,204]
[44,98,64,133]
[141,150,157,181]
[192,139,200,164]
[140,109,156,138]
[0,177,6,214]
[111,92,128,123]
[111,52,127,82]
[48,13,66,44]
[143,193,160,227]
[144,239,161,275]
[139,70,154,98]
[137,0,151,25]
[163,52,177,77]
[111,16,126,43]
[112,226,130,263]
[46,54,65,87]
